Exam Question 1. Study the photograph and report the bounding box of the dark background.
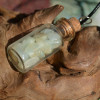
[0,0,50,13]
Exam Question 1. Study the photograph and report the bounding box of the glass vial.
[7,17,81,73]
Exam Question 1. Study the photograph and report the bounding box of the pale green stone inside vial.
[12,29,62,69]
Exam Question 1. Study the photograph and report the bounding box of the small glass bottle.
[7,17,81,73]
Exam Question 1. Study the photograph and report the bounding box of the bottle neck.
[55,17,81,41]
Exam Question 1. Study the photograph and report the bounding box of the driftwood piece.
[0,5,100,100]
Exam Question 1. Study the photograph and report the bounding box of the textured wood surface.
[0,4,100,100]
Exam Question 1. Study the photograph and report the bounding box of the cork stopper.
[69,17,81,32]
[56,17,81,41]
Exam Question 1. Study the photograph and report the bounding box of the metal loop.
[79,16,92,25]
[80,2,100,25]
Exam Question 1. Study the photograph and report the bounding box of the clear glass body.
[7,24,63,73]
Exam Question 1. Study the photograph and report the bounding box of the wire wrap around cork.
[55,2,100,41]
